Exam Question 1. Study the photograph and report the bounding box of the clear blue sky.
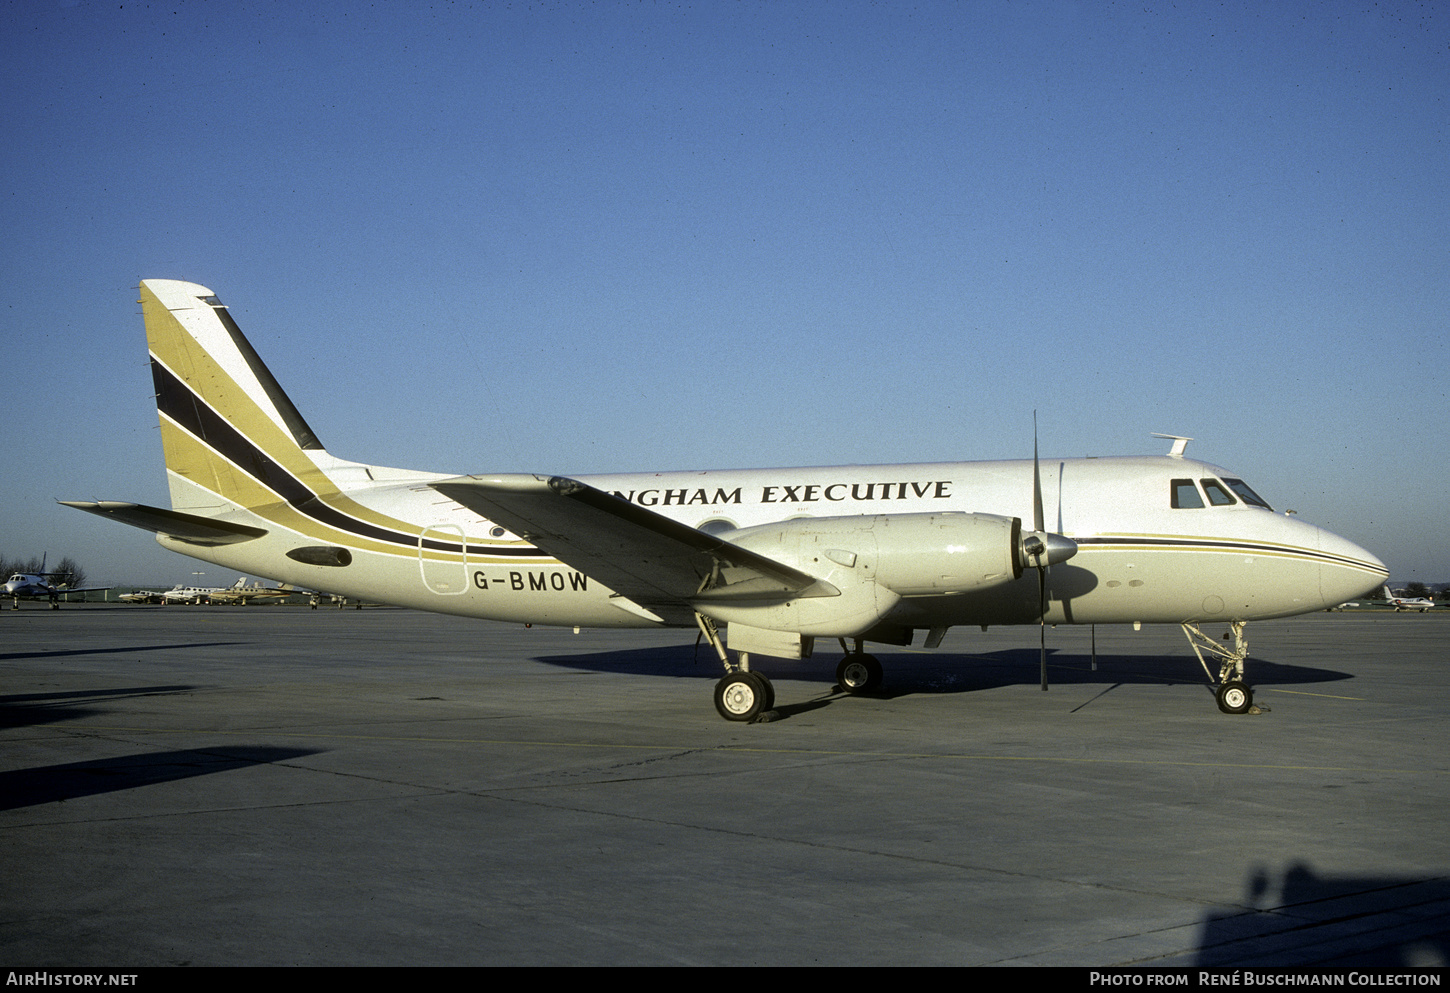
[3,1,1446,584]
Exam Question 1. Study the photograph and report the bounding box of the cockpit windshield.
[1170,477,1274,511]
[1222,477,1272,510]
[1201,479,1236,506]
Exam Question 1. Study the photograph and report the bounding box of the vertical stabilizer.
[141,279,331,516]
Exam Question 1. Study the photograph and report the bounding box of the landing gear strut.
[696,614,775,722]
[1182,620,1257,715]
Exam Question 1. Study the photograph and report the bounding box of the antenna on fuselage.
[1151,433,1194,457]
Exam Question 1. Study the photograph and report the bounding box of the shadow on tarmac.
[1196,862,1450,967]
[0,685,196,729]
[0,641,243,662]
[535,643,1354,696]
[0,745,321,810]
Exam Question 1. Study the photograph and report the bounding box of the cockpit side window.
[1171,479,1204,508]
[1222,477,1272,510]
[1201,479,1237,506]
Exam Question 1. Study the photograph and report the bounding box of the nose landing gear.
[1183,621,1260,715]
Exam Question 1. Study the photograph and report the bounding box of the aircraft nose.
[1317,527,1388,606]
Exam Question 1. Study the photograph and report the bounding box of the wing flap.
[431,475,835,607]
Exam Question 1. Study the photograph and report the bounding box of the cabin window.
[1201,479,1237,506]
[1222,477,1272,510]
[1171,479,1204,508]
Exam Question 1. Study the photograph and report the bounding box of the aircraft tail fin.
[141,279,338,517]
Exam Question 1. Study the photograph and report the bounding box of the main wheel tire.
[1216,680,1253,715]
[836,653,883,694]
[754,672,776,712]
[715,672,766,722]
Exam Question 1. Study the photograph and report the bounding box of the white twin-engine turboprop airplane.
[65,280,1388,721]
[4,554,109,609]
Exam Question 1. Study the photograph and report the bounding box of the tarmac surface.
[1,604,1447,966]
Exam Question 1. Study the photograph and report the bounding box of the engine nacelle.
[691,512,1028,638]
[727,511,1025,596]
[861,512,1025,595]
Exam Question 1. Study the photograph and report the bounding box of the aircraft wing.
[432,475,837,612]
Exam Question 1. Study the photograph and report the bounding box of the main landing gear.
[713,669,775,721]
[1182,620,1258,715]
[697,614,776,722]
[835,638,883,695]
[694,616,889,722]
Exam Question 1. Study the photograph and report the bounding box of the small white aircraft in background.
[64,280,1388,721]
[121,578,291,605]
[4,557,108,609]
[207,579,298,605]
[158,580,235,604]
[1381,586,1436,612]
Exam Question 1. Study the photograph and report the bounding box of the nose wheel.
[1215,680,1253,714]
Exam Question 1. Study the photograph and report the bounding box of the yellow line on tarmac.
[1260,687,1367,701]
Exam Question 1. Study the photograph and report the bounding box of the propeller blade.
[1032,412,1045,534]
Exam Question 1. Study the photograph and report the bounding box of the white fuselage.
[1388,597,1436,612]
[160,585,226,604]
[4,574,58,599]
[157,453,1385,634]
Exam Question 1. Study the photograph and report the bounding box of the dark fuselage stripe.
[1074,536,1385,574]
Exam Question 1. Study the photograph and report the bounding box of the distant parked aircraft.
[4,556,107,609]
[1382,586,1436,612]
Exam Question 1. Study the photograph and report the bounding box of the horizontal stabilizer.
[59,501,268,546]
[432,475,835,607]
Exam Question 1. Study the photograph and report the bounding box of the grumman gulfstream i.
[65,280,1388,721]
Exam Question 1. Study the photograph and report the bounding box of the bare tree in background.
[49,557,87,590]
